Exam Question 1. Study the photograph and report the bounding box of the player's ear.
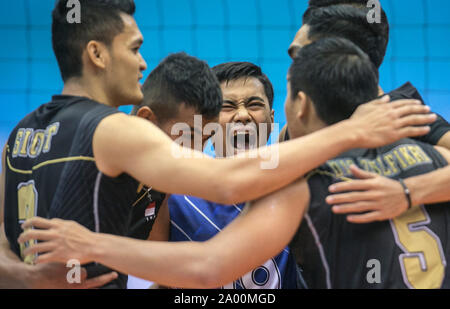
[136,106,158,123]
[296,91,309,121]
[85,40,109,70]
[270,109,275,123]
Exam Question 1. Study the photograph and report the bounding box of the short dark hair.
[289,37,379,125]
[303,3,389,68]
[52,0,136,82]
[132,52,223,121]
[212,62,274,109]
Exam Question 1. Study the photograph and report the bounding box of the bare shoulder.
[92,112,171,177]
[94,112,162,141]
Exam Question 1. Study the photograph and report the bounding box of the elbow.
[211,174,247,205]
[219,190,240,205]
[190,259,228,289]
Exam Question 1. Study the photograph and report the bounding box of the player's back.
[291,138,450,289]
[4,95,138,288]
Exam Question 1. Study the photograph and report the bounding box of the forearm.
[0,256,33,289]
[92,234,215,288]
[437,132,450,150]
[145,120,358,204]
[0,228,32,288]
[90,179,308,288]
[405,165,450,206]
[212,120,359,203]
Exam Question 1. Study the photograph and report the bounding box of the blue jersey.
[168,195,299,289]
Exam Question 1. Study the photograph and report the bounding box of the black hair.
[132,52,223,121]
[212,62,274,109]
[52,0,136,82]
[289,37,379,125]
[302,3,389,68]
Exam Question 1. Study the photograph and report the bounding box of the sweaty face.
[288,24,312,60]
[106,13,147,107]
[219,77,274,157]
[159,103,217,151]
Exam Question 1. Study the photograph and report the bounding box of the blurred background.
[0,0,449,151]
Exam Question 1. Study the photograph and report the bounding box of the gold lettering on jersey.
[42,123,60,153]
[399,147,417,165]
[359,159,370,172]
[12,129,24,157]
[384,154,399,175]
[11,122,60,159]
[19,129,33,157]
[17,180,38,265]
[326,159,356,178]
[326,145,434,179]
[327,161,345,178]
[408,145,431,164]
[368,160,382,175]
[393,149,408,169]
[343,159,355,174]
[28,130,45,158]
[375,156,391,176]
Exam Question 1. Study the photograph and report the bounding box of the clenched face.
[218,77,274,157]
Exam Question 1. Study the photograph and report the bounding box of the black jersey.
[290,139,450,289]
[282,82,450,145]
[389,82,449,145]
[127,185,166,240]
[4,95,139,289]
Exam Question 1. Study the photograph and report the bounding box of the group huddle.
[1,0,450,289]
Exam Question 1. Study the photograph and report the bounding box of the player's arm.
[0,225,31,288]
[147,196,170,242]
[94,97,434,205]
[20,178,310,288]
[405,145,450,206]
[0,145,117,289]
[0,144,30,288]
[327,146,450,223]
[437,132,450,150]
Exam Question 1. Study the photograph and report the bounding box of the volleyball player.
[126,52,221,289]
[287,0,450,148]
[158,62,300,289]
[19,37,450,289]
[2,0,432,288]
[284,1,450,222]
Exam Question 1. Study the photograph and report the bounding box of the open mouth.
[229,125,258,151]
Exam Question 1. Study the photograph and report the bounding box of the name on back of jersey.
[11,122,60,159]
[325,144,433,179]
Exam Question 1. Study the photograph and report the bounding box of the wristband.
[399,179,412,210]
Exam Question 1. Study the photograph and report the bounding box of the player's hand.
[349,96,436,148]
[326,165,409,223]
[28,263,118,289]
[18,217,96,265]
